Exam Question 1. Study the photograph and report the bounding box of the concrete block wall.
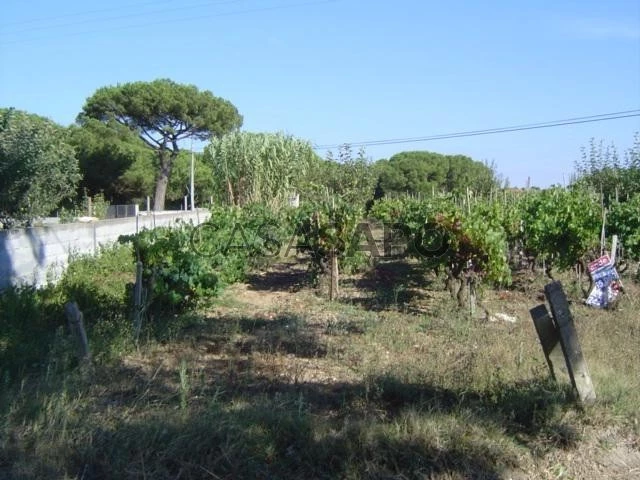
[0,210,210,290]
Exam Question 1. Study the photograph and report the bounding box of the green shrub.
[55,244,134,359]
[608,194,640,262]
[120,205,287,314]
[518,187,601,273]
[0,244,134,380]
[290,199,369,286]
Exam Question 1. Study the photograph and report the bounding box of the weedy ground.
[1,255,639,479]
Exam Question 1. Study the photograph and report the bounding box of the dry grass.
[1,258,639,479]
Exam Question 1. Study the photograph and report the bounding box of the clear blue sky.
[1,0,639,187]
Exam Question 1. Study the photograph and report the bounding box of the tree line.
[3,77,635,228]
[0,80,499,227]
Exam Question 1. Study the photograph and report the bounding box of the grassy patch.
[0,244,134,382]
[1,258,638,478]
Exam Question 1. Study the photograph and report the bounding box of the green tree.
[375,151,499,197]
[574,134,640,205]
[328,145,377,206]
[69,118,155,204]
[0,108,80,226]
[80,79,242,211]
[299,145,377,207]
[205,131,318,207]
[167,151,215,207]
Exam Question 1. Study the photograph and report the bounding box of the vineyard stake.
[64,302,91,363]
[543,281,596,404]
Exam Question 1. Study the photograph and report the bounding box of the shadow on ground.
[339,260,444,314]
[8,367,576,479]
[245,259,310,293]
[1,260,582,479]
[177,312,328,359]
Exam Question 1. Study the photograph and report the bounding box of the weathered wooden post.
[529,304,568,383]
[383,225,392,258]
[64,302,91,363]
[530,281,596,404]
[133,261,144,342]
[610,235,618,264]
[329,249,339,301]
[468,276,477,317]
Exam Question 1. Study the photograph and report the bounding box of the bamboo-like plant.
[205,132,318,208]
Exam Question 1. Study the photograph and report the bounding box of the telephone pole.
[190,138,195,211]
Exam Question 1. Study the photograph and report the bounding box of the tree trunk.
[456,277,466,307]
[153,150,175,211]
[544,263,554,280]
[577,260,592,299]
[468,277,477,316]
[445,271,456,297]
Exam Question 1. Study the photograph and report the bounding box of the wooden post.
[383,225,392,258]
[133,261,144,342]
[529,304,569,383]
[466,187,471,214]
[600,208,607,256]
[543,281,596,404]
[64,302,91,363]
[610,235,618,264]
[468,277,477,317]
[329,250,339,301]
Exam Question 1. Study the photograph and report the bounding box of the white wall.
[0,210,210,290]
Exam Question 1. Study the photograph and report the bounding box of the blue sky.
[1,0,639,187]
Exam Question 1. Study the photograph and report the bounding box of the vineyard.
[2,1,640,475]
[114,186,639,322]
[2,184,639,478]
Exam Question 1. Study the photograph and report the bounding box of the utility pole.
[190,138,195,211]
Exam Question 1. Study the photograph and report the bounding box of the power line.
[313,110,640,150]
[0,0,338,46]
[0,0,180,27]
[1,0,246,35]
